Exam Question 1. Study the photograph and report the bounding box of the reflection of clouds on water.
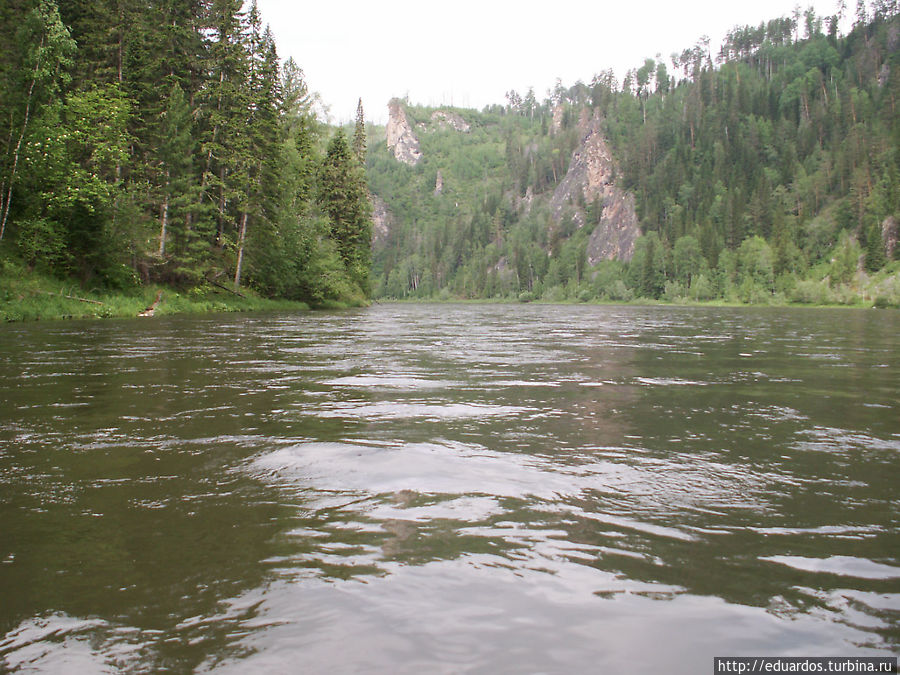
[199,560,886,674]
[792,426,900,455]
[761,555,900,580]
[3,304,899,672]
[298,401,530,421]
[250,441,569,498]
[246,439,775,514]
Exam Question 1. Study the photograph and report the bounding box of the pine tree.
[352,97,366,163]
[319,128,372,295]
[864,221,886,271]
[236,18,282,289]
[199,0,248,252]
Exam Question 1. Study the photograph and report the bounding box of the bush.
[606,280,633,301]
[663,280,686,303]
[790,279,830,304]
[689,273,715,301]
[15,218,66,270]
[829,284,858,305]
[542,285,566,302]
[871,273,900,308]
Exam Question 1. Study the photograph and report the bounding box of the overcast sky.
[255,0,846,124]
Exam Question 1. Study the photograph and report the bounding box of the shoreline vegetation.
[4,258,896,323]
[0,259,340,323]
[2,3,898,321]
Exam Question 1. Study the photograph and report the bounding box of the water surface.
[1,304,898,672]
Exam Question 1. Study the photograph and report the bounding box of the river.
[1,304,898,673]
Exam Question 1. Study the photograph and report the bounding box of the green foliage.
[737,236,775,300]
[319,129,373,296]
[0,0,374,312]
[673,235,705,285]
[367,8,898,306]
[2,0,897,314]
[829,232,863,285]
[15,217,65,269]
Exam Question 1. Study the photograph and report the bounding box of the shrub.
[606,280,633,302]
[790,279,830,304]
[15,218,66,270]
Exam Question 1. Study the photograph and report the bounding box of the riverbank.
[0,260,313,322]
[377,264,900,310]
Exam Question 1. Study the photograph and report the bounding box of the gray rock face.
[549,113,639,262]
[430,110,470,133]
[386,101,423,166]
[371,193,393,247]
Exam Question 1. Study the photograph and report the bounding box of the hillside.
[367,7,900,306]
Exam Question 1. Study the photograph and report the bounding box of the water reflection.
[1,305,898,672]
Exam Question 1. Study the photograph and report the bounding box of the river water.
[0,304,897,673]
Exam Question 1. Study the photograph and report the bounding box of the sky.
[255,0,847,124]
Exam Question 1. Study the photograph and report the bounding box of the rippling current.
[0,304,898,673]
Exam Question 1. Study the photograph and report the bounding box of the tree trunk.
[158,170,169,256]
[233,211,248,289]
[0,34,44,241]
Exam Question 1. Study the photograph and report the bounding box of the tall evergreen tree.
[199,0,248,251]
[352,97,366,163]
[319,129,372,295]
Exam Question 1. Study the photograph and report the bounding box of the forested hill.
[1,0,373,308]
[368,6,900,306]
[3,3,899,313]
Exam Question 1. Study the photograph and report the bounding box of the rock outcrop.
[549,113,639,262]
[386,100,423,166]
[430,110,470,133]
[550,104,563,134]
[371,193,393,248]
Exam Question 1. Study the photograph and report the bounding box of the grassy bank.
[0,259,311,322]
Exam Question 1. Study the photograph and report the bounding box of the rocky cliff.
[371,194,394,248]
[430,110,470,133]
[386,100,423,166]
[549,113,639,262]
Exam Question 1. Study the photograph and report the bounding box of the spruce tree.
[864,222,886,271]
[352,98,366,163]
[199,0,248,252]
[319,129,372,295]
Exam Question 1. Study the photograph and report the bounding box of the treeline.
[370,4,900,306]
[0,0,372,305]
[601,2,900,304]
[369,105,584,299]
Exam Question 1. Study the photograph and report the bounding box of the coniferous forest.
[0,0,372,314]
[368,4,900,307]
[2,1,900,318]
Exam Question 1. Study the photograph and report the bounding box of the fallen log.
[206,276,246,298]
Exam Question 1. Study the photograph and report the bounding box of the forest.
[2,1,900,317]
[368,4,900,307]
[0,0,373,313]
